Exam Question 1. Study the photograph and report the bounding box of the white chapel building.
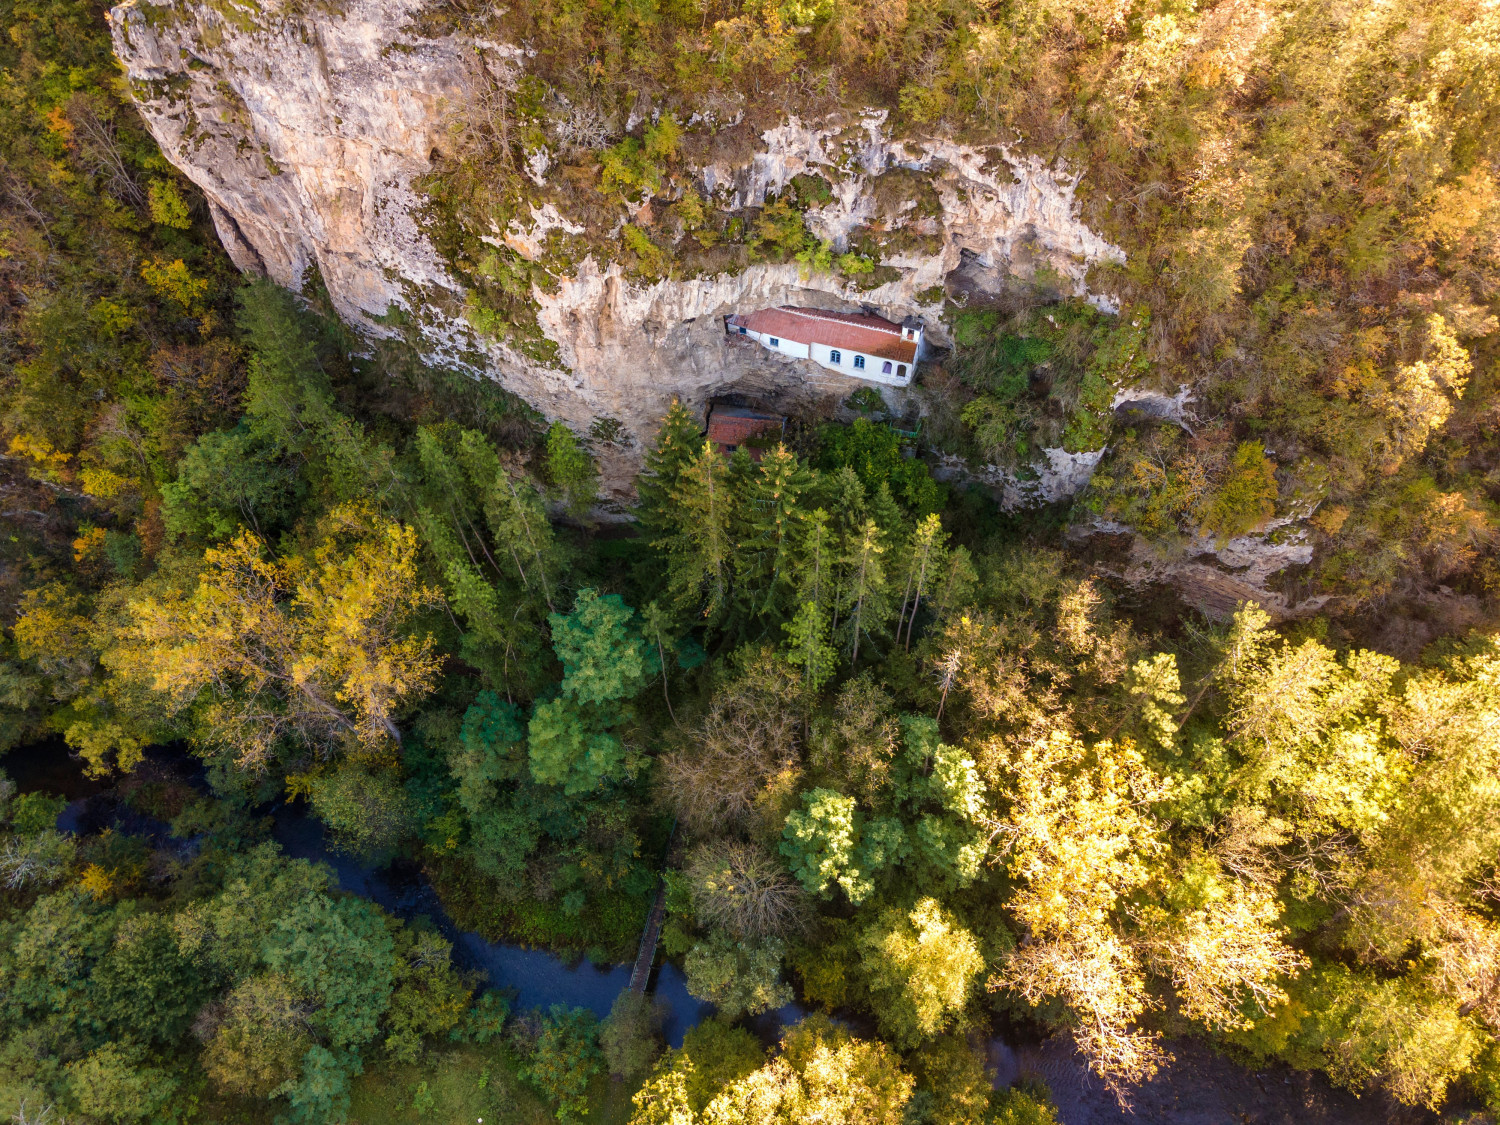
[726,306,924,387]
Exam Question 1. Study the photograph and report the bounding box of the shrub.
[1199,441,1278,542]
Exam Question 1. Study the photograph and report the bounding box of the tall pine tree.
[660,441,736,622]
[895,514,945,651]
[636,398,704,535]
[841,518,890,666]
[734,443,813,621]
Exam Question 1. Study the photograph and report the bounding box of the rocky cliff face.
[108,0,1125,501]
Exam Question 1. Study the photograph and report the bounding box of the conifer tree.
[783,599,837,692]
[412,425,497,580]
[237,280,391,502]
[483,461,564,612]
[793,507,835,614]
[928,545,978,634]
[409,424,560,695]
[660,441,736,622]
[636,398,704,534]
[820,467,868,636]
[841,519,890,666]
[734,443,812,619]
[894,514,945,651]
[868,482,909,549]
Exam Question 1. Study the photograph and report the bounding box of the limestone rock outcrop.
[109,0,1123,500]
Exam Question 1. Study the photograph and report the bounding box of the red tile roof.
[707,407,784,459]
[728,306,918,363]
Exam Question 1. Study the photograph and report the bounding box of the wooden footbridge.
[628,819,677,993]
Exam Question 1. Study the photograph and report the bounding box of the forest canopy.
[1,0,1499,1123]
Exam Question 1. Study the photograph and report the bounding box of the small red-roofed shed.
[706,405,786,460]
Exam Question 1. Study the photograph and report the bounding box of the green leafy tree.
[384,929,472,1060]
[527,699,633,795]
[521,1006,603,1123]
[66,1043,178,1124]
[630,1018,766,1122]
[304,760,413,861]
[683,930,794,1019]
[262,894,396,1052]
[858,898,983,1049]
[550,588,653,705]
[527,589,653,793]
[990,1088,1061,1125]
[600,990,664,1079]
[545,420,598,516]
[10,791,66,836]
[909,1035,996,1125]
[203,973,314,1097]
[452,693,539,885]
[285,1045,361,1125]
[161,425,303,542]
[91,913,209,1045]
[781,788,870,903]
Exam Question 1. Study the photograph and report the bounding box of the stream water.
[266,801,730,1046]
[0,740,794,1049]
[3,741,1437,1124]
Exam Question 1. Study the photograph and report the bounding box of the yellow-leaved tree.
[1377,313,1471,470]
[116,504,442,770]
[985,730,1171,1093]
[1134,881,1307,1032]
[984,726,1304,1100]
[633,1015,912,1125]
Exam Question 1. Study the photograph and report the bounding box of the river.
[0,741,1447,1123]
[0,740,798,1049]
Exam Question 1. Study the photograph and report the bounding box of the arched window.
[897,365,907,379]
[853,355,865,369]
[881,360,893,374]
[829,349,842,364]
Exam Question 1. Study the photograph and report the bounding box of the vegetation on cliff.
[2,0,1500,1124]
[409,0,1500,614]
